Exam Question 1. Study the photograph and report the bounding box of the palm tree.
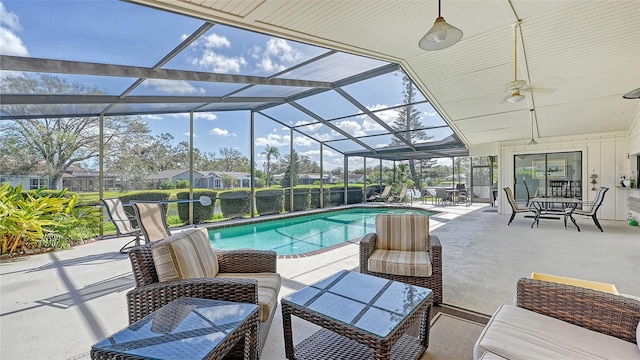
[262,145,280,186]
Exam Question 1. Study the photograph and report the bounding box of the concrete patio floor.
[1,202,638,359]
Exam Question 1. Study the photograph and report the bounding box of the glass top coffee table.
[281,270,433,360]
[91,297,259,360]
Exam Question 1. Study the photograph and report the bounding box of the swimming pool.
[208,207,434,256]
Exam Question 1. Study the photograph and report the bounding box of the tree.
[390,75,433,186]
[281,150,299,188]
[214,148,250,172]
[261,145,280,186]
[0,74,153,190]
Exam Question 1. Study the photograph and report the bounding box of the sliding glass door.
[514,151,582,203]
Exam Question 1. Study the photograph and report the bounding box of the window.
[30,178,46,190]
[514,151,582,202]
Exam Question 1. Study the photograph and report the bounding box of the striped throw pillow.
[375,214,429,251]
[151,228,219,282]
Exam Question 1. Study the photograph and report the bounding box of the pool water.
[208,208,434,256]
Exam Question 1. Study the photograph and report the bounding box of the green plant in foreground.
[0,183,102,255]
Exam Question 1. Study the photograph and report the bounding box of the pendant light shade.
[528,108,537,145]
[508,89,525,103]
[418,0,462,51]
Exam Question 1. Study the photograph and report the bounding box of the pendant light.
[418,0,463,51]
[528,109,538,145]
[507,21,526,103]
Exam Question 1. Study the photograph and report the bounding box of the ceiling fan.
[506,21,527,103]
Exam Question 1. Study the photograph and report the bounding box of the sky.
[1,0,454,171]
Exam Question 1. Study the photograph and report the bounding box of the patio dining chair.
[435,188,452,206]
[101,198,143,253]
[504,187,536,225]
[564,187,609,232]
[131,202,171,243]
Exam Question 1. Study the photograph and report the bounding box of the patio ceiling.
[126,0,640,147]
[0,2,470,161]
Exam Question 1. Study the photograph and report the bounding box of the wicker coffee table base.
[293,328,425,360]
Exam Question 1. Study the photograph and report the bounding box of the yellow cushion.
[531,273,619,294]
[375,214,429,251]
[151,228,219,282]
[216,272,281,322]
[368,249,432,277]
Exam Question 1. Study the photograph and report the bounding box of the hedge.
[346,186,364,204]
[284,188,310,212]
[309,188,329,209]
[327,186,345,206]
[176,190,217,224]
[219,190,251,219]
[118,191,171,219]
[255,189,284,215]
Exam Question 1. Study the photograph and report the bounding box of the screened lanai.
[0,0,467,157]
[1,0,474,222]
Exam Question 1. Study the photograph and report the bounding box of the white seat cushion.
[474,304,640,360]
[151,228,219,282]
[367,249,432,277]
[216,272,281,322]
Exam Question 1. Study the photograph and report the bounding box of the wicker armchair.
[360,214,442,304]
[127,239,279,359]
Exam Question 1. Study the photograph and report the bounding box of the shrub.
[176,190,217,224]
[118,191,171,220]
[0,183,101,254]
[175,180,189,189]
[219,190,251,219]
[327,186,345,206]
[284,188,310,212]
[346,186,364,204]
[255,189,284,215]
[309,188,329,209]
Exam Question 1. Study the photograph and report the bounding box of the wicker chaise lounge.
[126,228,281,359]
[360,213,443,304]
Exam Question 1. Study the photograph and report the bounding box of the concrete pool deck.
[1,202,638,359]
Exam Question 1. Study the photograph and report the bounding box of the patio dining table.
[529,197,582,230]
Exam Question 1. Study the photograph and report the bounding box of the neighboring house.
[0,174,49,190]
[147,169,254,189]
[272,173,335,185]
[347,173,365,183]
[298,173,334,185]
[62,166,118,192]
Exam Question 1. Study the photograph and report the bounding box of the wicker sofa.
[126,228,281,359]
[474,278,640,359]
[360,213,442,304]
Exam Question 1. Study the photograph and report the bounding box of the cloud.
[253,38,302,73]
[333,120,365,137]
[300,149,337,158]
[195,113,217,121]
[255,132,288,147]
[203,34,230,48]
[141,114,163,120]
[209,128,235,137]
[188,33,246,73]
[0,3,28,56]
[143,79,204,95]
[0,3,20,30]
[192,49,247,73]
[294,120,322,131]
[423,110,437,117]
[184,132,197,138]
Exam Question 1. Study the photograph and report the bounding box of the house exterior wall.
[0,175,49,190]
[496,131,629,220]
